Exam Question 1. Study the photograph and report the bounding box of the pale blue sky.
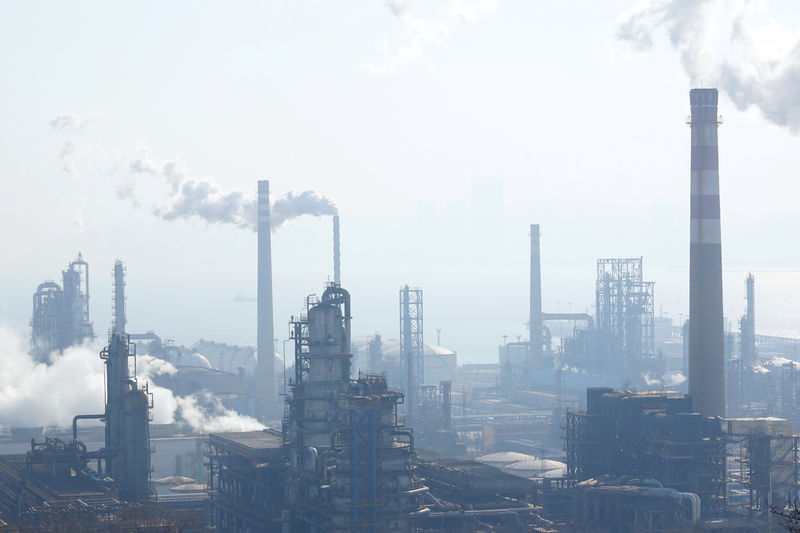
[1,1,798,362]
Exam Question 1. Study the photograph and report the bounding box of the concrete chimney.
[256,180,276,421]
[333,215,341,285]
[530,224,542,359]
[688,88,725,418]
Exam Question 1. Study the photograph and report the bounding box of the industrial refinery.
[4,2,800,532]
[0,87,798,532]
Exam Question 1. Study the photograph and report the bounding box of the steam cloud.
[366,0,498,74]
[0,324,262,432]
[642,371,686,388]
[618,0,800,133]
[50,114,86,132]
[59,141,79,177]
[127,152,337,231]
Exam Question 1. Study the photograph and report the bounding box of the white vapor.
[271,190,338,228]
[59,142,79,177]
[0,324,104,428]
[366,0,498,75]
[0,324,262,432]
[127,151,337,231]
[617,0,800,133]
[49,114,86,132]
[641,370,686,388]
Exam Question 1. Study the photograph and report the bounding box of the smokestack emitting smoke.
[618,1,800,134]
[688,88,725,418]
[126,154,337,231]
[529,224,542,358]
[256,180,275,421]
[333,215,341,285]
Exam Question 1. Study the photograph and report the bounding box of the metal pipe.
[392,429,414,454]
[72,414,104,443]
[530,224,542,358]
[542,312,595,329]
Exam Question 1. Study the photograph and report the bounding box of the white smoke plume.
[617,0,800,133]
[116,181,139,207]
[641,370,686,388]
[59,141,79,177]
[0,324,262,432]
[128,152,337,231]
[0,324,104,428]
[271,190,338,228]
[49,113,86,132]
[137,354,263,432]
[366,0,498,75]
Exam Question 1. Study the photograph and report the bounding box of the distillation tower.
[287,284,424,532]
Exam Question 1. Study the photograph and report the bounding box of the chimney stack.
[333,215,341,285]
[256,180,276,421]
[688,88,725,418]
[530,224,542,358]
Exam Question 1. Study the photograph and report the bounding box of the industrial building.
[30,252,94,363]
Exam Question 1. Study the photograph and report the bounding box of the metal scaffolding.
[595,258,655,369]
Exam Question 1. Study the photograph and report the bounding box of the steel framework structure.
[595,258,655,368]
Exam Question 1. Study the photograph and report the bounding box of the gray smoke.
[49,113,86,132]
[617,0,800,133]
[154,178,257,230]
[128,153,336,230]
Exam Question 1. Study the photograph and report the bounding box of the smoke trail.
[271,190,338,228]
[59,141,79,177]
[128,152,337,231]
[617,0,800,133]
[366,0,498,75]
[50,114,86,132]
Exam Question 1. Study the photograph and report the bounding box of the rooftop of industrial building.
[208,429,283,460]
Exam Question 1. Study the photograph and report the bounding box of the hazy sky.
[1,1,799,363]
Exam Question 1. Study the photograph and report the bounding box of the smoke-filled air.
[4,1,800,529]
[0,323,261,432]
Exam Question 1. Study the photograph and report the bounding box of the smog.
[1,2,799,531]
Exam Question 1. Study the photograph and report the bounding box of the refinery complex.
[3,88,800,533]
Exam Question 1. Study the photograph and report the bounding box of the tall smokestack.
[333,215,341,285]
[688,88,725,418]
[530,224,542,358]
[256,180,275,421]
[112,260,126,333]
[741,273,756,365]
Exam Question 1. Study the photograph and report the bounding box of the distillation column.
[688,88,725,418]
